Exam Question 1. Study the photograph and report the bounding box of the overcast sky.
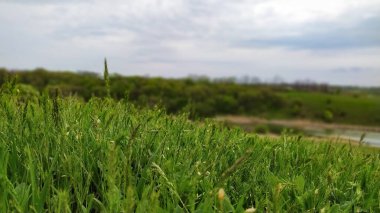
[1,0,380,86]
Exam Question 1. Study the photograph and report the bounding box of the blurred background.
[1,0,380,145]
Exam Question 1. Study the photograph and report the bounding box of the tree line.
[0,68,286,118]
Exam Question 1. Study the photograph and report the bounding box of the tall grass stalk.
[104,58,110,98]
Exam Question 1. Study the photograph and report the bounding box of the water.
[308,129,380,147]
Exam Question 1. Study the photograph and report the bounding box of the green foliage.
[290,100,304,117]
[254,124,269,134]
[323,109,334,123]
[15,84,39,100]
[0,69,286,119]
[279,91,380,125]
[0,93,379,212]
[1,68,380,125]
[0,72,18,94]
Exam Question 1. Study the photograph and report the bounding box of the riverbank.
[215,115,380,133]
[215,115,380,147]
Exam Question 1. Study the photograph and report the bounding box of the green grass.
[1,93,380,212]
[277,91,380,125]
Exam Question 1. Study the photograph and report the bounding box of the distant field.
[275,91,380,125]
[1,89,380,212]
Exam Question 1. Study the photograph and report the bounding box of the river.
[307,129,380,147]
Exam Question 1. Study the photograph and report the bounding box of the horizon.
[1,0,380,87]
[3,66,380,88]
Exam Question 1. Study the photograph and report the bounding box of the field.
[275,91,380,126]
[1,90,380,212]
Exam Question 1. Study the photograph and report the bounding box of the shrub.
[323,109,334,122]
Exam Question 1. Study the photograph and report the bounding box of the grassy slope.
[0,94,380,212]
[276,91,380,125]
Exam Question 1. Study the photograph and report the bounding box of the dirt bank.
[215,115,380,133]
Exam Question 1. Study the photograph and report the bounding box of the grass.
[0,91,380,212]
[276,90,380,125]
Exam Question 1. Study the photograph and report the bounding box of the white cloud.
[0,0,380,86]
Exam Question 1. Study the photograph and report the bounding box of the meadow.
[2,68,380,126]
[1,84,380,212]
[276,91,380,125]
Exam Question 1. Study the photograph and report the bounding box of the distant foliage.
[0,68,285,118]
[1,68,379,125]
[323,109,334,122]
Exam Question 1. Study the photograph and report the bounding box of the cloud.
[331,67,372,74]
[238,15,380,49]
[0,0,94,4]
[0,0,380,86]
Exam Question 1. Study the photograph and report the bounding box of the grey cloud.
[331,67,373,74]
[1,0,380,86]
[0,0,94,4]
[39,0,380,51]
[237,15,380,50]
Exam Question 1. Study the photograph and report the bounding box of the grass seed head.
[245,207,257,213]
[218,188,225,201]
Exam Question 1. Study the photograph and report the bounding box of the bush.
[323,109,334,122]
[254,124,269,134]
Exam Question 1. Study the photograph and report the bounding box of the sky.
[0,0,380,86]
